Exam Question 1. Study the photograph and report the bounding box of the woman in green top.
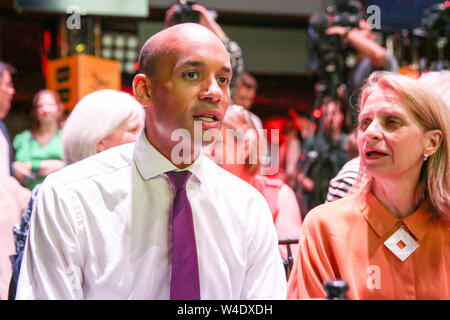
[13,89,65,189]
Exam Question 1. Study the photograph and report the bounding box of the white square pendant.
[384,226,419,261]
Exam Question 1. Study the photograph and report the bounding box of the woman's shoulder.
[303,192,364,230]
[253,175,285,189]
[13,130,32,143]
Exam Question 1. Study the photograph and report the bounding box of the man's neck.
[145,131,201,169]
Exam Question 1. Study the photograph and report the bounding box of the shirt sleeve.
[15,176,86,300]
[287,209,338,299]
[13,131,31,162]
[241,192,287,299]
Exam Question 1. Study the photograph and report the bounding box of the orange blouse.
[287,188,450,300]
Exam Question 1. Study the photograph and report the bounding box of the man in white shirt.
[0,61,16,177]
[16,23,286,300]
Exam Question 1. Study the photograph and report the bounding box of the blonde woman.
[207,105,302,260]
[288,72,449,299]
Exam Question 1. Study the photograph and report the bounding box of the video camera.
[421,2,450,35]
[171,0,200,24]
[413,3,450,72]
[308,0,364,99]
[309,0,363,33]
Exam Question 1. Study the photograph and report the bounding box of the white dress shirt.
[0,130,10,177]
[16,133,286,299]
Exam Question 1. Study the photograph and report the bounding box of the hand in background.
[13,161,32,182]
[164,4,226,41]
[38,160,65,177]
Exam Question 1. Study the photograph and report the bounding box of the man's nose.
[198,76,222,103]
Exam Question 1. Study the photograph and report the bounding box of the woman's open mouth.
[365,149,388,159]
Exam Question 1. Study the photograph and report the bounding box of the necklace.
[384,224,419,261]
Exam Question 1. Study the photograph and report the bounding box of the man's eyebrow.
[175,59,232,74]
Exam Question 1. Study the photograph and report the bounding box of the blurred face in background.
[34,92,62,125]
[322,100,344,133]
[0,71,15,119]
[234,85,256,110]
[96,112,145,153]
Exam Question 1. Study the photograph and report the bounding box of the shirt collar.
[133,131,206,184]
[357,187,436,240]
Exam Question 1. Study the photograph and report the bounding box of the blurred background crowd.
[0,0,449,299]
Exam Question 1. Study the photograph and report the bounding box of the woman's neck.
[36,121,58,135]
[372,175,426,219]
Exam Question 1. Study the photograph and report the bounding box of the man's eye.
[217,76,229,85]
[183,71,199,80]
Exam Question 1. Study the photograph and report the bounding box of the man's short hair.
[0,61,16,78]
[236,72,257,90]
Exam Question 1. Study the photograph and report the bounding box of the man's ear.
[424,129,443,157]
[133,73,152,106]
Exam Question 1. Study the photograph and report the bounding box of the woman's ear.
[424,129,443,157]
[96,137,109,153]
[133,74,152,106]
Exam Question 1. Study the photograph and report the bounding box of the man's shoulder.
[48,143,134,187]
[202,157,264,200]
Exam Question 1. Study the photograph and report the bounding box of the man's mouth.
[192,109,221,122]
[193,115,219,122]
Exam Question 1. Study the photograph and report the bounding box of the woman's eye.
[386,118,401,128]
[359,119,370,130]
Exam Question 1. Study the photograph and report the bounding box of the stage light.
[126,50,137,61]
[102,33,113,47]
[102,48,112,59]
[114,34,125,48]
[124,61,135,74]
[313,109,322,118]
[114,49,125,60]
[127,36,139,48]
[76,43,86,53]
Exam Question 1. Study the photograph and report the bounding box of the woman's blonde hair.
[222,105,263,175]
[355,71,450,220]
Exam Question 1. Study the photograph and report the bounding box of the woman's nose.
[364,120,383,139]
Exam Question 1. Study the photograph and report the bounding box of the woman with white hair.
[8,89,144,299]
[62,89,145,164]
[288,72,449,299]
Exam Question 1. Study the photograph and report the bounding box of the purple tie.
[165,171,201,300]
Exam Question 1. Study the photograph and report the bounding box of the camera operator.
[164,2,244,95]
[326,19,399,100]
[297,96,349,215]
